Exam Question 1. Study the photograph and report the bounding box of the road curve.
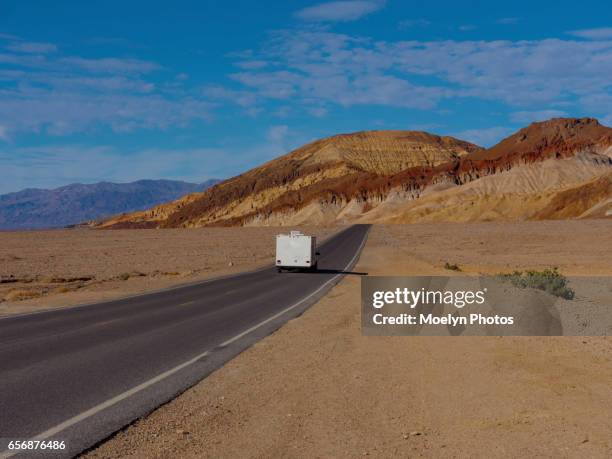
[0,224,370,458]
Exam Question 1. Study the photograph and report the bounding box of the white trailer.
[275,231,319,272]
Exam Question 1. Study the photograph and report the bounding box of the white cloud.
[0,87,212,137]
[0,38,214,138]
[452,127,514,147]
[308,106,328,117]
[225,31,612,120]
[510,110,568,123]
[576,92,612,115]
[266,125,289,142]
[568,28,612,40]
[202,85,259,108]
[234,60,268,70]
[0,125,311,193]
[0,33,20,41]
[44,75,154,92]
[6,41,57,54]
[0,52,51,69]
[339,74,445,109]
[0,52,158,74]
[273,106,293,117]
[398,19,431,29]
[60,57,159,74]
[0,125,8,141]
[295,1,385,22]
[231,70,300,100]
[0,145,225,194]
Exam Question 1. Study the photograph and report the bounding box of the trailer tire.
[277,267,282,273]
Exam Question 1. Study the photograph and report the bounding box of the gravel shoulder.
[86,220,612,458]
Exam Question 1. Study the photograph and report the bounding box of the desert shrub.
[4,289,40,301]
[498,267,575,300]
[118,271,146,281]
[444,262,461,271]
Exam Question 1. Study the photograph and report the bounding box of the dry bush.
[444,262,461,271]
[498,267,575,300]
[4,289,41,301]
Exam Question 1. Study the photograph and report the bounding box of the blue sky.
[1,0,611,193]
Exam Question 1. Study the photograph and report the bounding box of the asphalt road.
[0,224,370,458]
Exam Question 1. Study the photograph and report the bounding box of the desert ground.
[0,226,337,316]
[368,220,612,276]
[81,220,612,458]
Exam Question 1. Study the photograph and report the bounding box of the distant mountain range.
[5,118,611,231]
[0,179,221,230]
[97,118,611,228]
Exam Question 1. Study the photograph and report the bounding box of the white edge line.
[0,226,369,458]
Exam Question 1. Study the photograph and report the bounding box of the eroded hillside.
[98,131,480,228]
[98,118,612,228]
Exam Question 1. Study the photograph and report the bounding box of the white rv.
[275,231,319,272]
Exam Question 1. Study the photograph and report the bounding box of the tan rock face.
[98,119,612,228]
[322,131,478,174]
[98,130,480,228]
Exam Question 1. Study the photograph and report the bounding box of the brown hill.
[534,172,612,220]
[98,118,612,228]
[98,131,480,228]
[373,118,612,224]
[472,117,612,161]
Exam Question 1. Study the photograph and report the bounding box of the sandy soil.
[86,220,612,458]
[0,226,337,316]
[376,220,612,276]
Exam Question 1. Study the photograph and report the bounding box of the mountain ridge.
[99,131,481,228]
[96,118,612,228]
[0,179,221,230]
